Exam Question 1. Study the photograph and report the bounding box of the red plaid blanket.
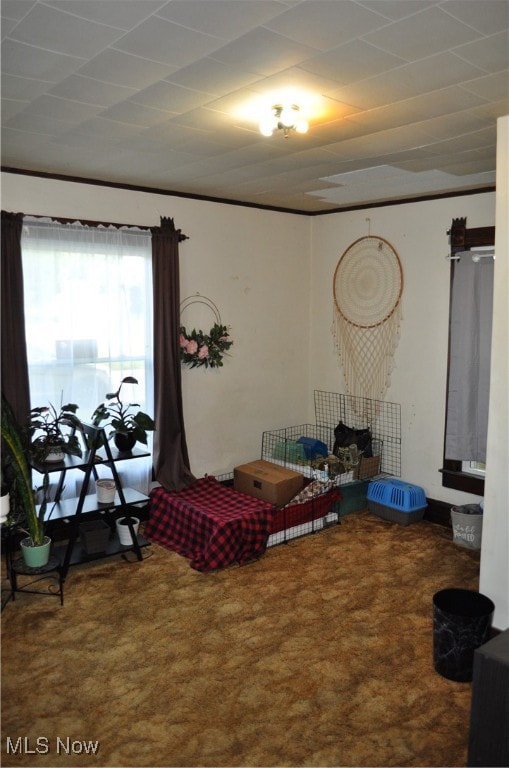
[272,487,342,533]
[146,476,275,572]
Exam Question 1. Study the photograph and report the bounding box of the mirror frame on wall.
[440,217,495,496]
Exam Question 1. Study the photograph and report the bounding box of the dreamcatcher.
[332,233,403,401]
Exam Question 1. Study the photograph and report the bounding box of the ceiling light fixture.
[259,104,308,138]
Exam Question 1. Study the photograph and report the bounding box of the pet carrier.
[367,478,427,525]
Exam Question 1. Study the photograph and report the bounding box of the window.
[442,218,495,495]
[462,461,486,477]
[21,218,153,492]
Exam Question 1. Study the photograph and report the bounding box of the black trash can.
[433,588,495,682]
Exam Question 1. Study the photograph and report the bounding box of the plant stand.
[6,423,150,607]
[9,554,64,605]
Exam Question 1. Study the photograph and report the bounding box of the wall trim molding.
[424,497,453,527]
[1,166,495,217]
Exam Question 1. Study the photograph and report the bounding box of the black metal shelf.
[43,488,149,522]
[31,445,150,476]
[53,532,150,567]
[6,423,151,607]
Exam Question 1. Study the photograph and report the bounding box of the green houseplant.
[1,396,53,566]
[91,376,155,452]
[29,401,83,464]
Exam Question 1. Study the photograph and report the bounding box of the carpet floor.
[1,510,480,768]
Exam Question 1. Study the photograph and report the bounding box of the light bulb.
[259,115,276,136]
[259,103,309,136]
[295,117,308,134]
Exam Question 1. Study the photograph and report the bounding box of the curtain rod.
[446,248,495,262]
[23,213,189,241]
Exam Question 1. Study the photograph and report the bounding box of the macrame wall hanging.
[179,293,233,369]
[332,226,403,401]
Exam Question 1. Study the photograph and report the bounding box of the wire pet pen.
[261,392,401,484]
[314,390,401,478]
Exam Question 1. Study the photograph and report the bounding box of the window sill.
[440,467,484,495]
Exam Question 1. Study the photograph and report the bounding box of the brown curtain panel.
[1,211,31,425]
[151,217,195,491]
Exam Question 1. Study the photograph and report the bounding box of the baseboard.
[424,497,452,527]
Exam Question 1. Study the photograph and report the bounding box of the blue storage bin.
[297,436,328,460]
[367,478,427,525]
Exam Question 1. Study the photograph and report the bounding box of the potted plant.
[1,396,53,567]
[29,401,83,464]
[91,376,155,452]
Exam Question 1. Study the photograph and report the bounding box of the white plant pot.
[0,493,10,524]
[45,445,65,463]
[96,479,116,504]
[116,517,140,546]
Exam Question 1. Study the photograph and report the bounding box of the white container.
[0,493,10,524]
[116,517,140,546]
[96,479,116,504]
[451,506,483,550]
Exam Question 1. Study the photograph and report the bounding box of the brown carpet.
[1,511,480,768]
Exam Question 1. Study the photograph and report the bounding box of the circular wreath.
[179,323,233,369]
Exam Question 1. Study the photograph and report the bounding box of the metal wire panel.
[314,390,401,477]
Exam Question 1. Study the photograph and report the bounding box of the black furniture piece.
[7,424,150,606]
[467,628,509,767]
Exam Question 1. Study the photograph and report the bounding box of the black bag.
[333,421,373,458]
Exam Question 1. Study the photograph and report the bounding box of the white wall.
[2,154,507,627]
[1,174,311,477]
[309,195,495,504]
[480,116,509,628]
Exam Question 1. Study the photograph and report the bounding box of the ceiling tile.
[167,58,261,96]
[12,93,102,122]
[156,0,286,38]
[342,85,488,135]
[1,73,53,101]
[1,39,85,81]
[331,52,486,110]
[8,3,127,58]
[357,1,437,21]
[1,1,37,22]
[77,49,178,89]
[470,99,509,121]
[58,117,143,141]
[129,81,214,113]
[1,0,506,212]
[424,128,497,157]
[0,99,31,122]
[49,76,137,107]
[362,5,483,61]
[263,0,390,50]
[208,27,318,76]
[3,111,76,137]
[111,15,225,67]
[442,0,509,35]
[454,32,509,73]
[100,100,176,126]
[416,111,494,140]
[298,39,405,84]
[461,71,509,101]
[43,1,169,30]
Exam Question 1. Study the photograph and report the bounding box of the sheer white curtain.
[21,218,153,494]
[445,255,494,463]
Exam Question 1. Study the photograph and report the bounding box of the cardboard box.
[234,459,304,506]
